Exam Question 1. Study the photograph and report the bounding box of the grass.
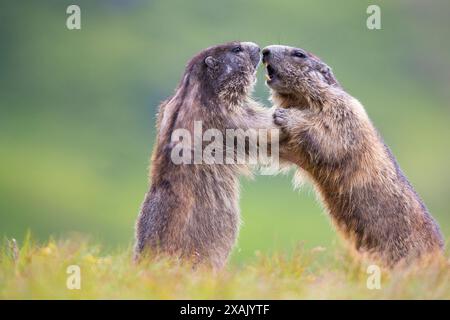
[1,234,449,299]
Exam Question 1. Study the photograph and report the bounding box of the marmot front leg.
[273,107,308,139]
[272,108,310,163]
[232,105,277,132]
[230,105,279,146]
[273,107,349,166]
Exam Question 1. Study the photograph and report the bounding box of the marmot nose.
[262,48,270,57]
[241,42,260,54]
[263,45,287,59]
[262,47,272,64]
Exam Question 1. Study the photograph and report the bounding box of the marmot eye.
[231,46,243,53]
[293,50,307,58]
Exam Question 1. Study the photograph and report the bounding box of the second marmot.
[263,45,444,267]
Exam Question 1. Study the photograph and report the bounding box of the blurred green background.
[1,0,449,263]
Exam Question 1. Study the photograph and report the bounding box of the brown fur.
[263,45,444,267]
[134,42,274,269]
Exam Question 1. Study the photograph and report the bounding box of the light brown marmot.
[134,42,275,269]
[262,45,444,267]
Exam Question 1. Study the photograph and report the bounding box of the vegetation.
[1,235,449,299]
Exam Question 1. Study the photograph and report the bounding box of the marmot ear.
[205,56,219,70]
[320,65,339,86]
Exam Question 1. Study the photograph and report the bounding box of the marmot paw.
[273,108,289,127]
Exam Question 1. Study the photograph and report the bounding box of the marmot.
[134,42,275,269]
[262,45,444,267]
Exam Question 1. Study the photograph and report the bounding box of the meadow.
[1,235,449,299]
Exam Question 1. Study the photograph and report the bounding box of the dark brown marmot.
[134,42,275,269]
[262,45,444,267]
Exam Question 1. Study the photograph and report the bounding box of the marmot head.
[180,41,261,107]
[262,45,339,101]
